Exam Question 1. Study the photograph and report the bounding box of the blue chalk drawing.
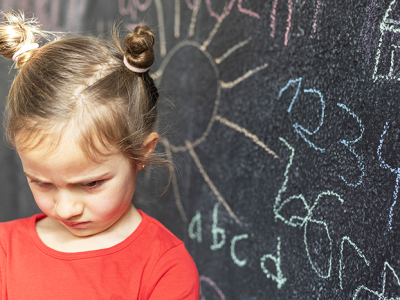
[279,79,325,152]
[353,262,400,299]
[336,103,365,187]
[279,77,302,113]
[377,121,400,231]
[260,236,287,289]
[339,236,370,290]
[274,138,344,278]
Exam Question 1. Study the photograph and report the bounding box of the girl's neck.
[35,205,142,253]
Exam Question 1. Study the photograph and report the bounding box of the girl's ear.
[142,132,159,161]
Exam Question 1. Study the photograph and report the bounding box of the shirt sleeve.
[147,243,200,300]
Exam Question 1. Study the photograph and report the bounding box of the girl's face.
[17,138,139,237]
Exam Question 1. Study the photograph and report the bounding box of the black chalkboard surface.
[1,0,400,299]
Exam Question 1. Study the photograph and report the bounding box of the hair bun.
[0,11,44,68]
[124,25,155,70]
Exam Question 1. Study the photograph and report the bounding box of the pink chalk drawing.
[284,0,293,46]
[185,0,198,10]
[237,0,260,19]
[199,276,226,300]
[310,0,322,38]
[269,0,293,45]
[186,0,259,19]
[118,0,152,21]
[270,0,278,38]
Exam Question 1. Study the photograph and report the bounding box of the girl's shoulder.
[138,210,185,251]
[0,214,43,237]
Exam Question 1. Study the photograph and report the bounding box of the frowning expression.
[17,139,138,237]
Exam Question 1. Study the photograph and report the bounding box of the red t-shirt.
[0,210,199,299]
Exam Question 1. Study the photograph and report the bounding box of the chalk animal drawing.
[274,138,344,278]
[377,121,400,231]
[260,236,287,289]
[373,0,400,81]
[279,79,365,187]
[353,262,400,299]
[150,1,275,225]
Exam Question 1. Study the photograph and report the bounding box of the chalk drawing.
[339,236,370,290]
[154,0,166,57]
[118,0,152,20]
[336,103,365,187]
[230,234,249,267]
[201,4,229,51]
[274,138,344,278]
[279,79,326,152]
[284,0,293,46]
[260,236,287,289]
[188,0,201,37]
[151,9,269,223]
[270,0,279,38]
[377,121,400,231]
[310,0,322,39]
[237,0,260,19]
[185,0,197,10]
[373,0,400,81]
[353,262,400,299]
[186,141,241,224]
[188,211,203,243]
[161,138,188,223]
[220,63,269,89]
[215,37,252,64]
[175,0,180,38]
[215,115,278,158]
[210,202,227,250]
[200,275,226,300]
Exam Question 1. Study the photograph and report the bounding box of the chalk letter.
[230,234,249,267]
[188,211,202,243]
[210,202,226,250]
[260,236,287,289]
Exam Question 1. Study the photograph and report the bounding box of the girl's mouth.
[62,220,91,228]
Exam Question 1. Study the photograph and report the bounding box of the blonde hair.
[0,11,162,168]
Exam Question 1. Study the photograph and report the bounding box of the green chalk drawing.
[210,202,226,250]
[230,234,249,267]
[188,210,202,243]
[339,236,369,290]
[260,236,287,289]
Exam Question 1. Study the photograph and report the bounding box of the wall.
[0,0,399,299]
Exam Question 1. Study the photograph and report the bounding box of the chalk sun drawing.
[353,262,400,300]
[149,0,275,225]
[274,138,344,279]
[373,0,400,81]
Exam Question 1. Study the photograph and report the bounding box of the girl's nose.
[54,190,84,220]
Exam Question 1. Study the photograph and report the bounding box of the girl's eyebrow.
[23,171,112,185]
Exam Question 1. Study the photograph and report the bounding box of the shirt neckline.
[28,209,148,260]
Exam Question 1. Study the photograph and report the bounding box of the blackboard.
[1,0,400,299]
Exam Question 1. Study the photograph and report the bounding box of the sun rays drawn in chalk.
[147,1,275,225]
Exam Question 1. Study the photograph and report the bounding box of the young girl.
[0,11,199,299]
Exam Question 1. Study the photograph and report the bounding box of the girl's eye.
[84,180,104,189]
[31,181,51,188]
